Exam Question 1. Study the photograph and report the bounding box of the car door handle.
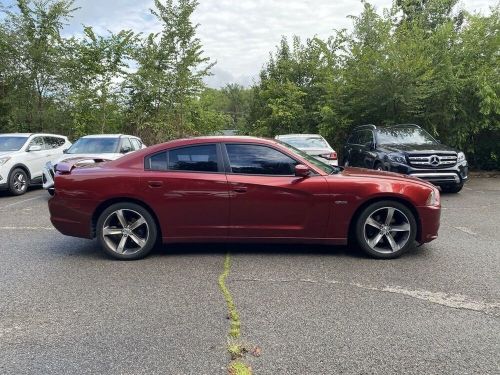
[233,186,248,193]
[148,181,163,188]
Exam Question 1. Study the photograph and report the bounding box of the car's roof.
[276,134,324,138]
[0,133,67,138]
[81,134,126,139]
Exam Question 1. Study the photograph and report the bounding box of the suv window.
[358,130,373,145]
[347,133,358,144]
[130,138,142,150]
[146,144,218,172]
[44,136,65,149]
[226,144,298,175]
[28,137,44,150]
[120,138,133,153]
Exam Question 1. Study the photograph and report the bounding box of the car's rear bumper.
[416,205,441,243]
[48,196,94,239]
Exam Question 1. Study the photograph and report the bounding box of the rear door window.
[146,144,219,172]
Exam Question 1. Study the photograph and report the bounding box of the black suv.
[343,124,468,193]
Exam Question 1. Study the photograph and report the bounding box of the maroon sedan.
[49,136,440,260]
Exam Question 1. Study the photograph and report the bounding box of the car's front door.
[24,136,47,180]
[224,143,331,239]
[142,143,230,239]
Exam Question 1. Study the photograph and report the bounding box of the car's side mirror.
[62,149,68,154]
[121,146,131,154]
[28,145,42,152]
[366,141,375,150]
[295,164,310,178]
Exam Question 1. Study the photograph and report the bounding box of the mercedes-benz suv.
[343,124,468,193]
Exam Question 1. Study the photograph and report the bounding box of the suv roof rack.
[353,124,377,130]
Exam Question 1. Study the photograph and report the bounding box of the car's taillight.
[321,152,337,160]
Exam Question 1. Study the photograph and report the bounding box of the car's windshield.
[0,136,29,151]
[278,141,339,174]
[281,137,328,149]
[66,138,119,154]
[376,127,438,145]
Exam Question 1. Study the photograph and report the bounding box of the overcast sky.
[2,0,495,87]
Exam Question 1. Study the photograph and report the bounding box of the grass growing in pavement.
[228,360,252,375]
[218,252,241,338]
[218,253,253,375]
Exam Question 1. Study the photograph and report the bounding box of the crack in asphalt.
[231,277,500,316]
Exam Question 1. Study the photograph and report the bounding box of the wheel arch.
[9,163,32,181]
[347,195,421,244]
[91,197,162,240]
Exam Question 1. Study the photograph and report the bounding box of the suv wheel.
[9,168,29,196]
[355,200,417,259]
[441,183,464,194]
[96,202,158,260]
[374,162,383,171]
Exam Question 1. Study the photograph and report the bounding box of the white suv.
[0,133,72,195]
[43,134,146,194]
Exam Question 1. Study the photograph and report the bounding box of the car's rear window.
[280,137,328,149]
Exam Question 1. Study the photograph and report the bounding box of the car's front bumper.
[416,205,441,243]
[42,164,55,189]
[384,161,468,186]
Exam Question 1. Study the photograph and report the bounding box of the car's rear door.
[143,143,230,239]
[223,143,330,239]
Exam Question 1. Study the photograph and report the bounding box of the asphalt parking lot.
[1,178,499,375]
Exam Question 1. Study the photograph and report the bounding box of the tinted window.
[168,144,218,172]
[148,152,168,171]
[226,144,298,175]
[66,138,119,154]
[358,130,373,145]
[347,133,358,144]
[44,136,65,149]
[0,136,28,151]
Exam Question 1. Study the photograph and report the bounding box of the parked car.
[343,124,468,193]
[43,134,145,195]
[0,133,71,195]
[49,136,440,260]
[275,134,338,166]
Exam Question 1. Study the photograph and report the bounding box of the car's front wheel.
[355,200,417,259]
[96,202,158,260]
[8,168,29,195]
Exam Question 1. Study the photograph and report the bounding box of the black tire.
[355,200,417,259]
[96,202,158,260]
[374,162,383,171]
[441,183,464,194]
[8,168,29,196]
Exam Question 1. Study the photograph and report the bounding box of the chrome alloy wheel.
[13,171,27,193]
[363,207,411,254]
[102,209,149,255]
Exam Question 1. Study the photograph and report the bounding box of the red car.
[49,136,441,260]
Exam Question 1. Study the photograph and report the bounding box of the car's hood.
[54,153,122,165]
[0,151,16,158]
[340,167,434,188]
[378,143,457,153]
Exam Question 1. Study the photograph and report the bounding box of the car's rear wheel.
[355,200,417,259]
[8,168,29,196]
[374,162,383,171]
[96,202,158,260]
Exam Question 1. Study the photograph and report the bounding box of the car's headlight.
[457,152,466,163]
[426,189,440,206]
[0,157,11,166]
[387,153,407,164]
